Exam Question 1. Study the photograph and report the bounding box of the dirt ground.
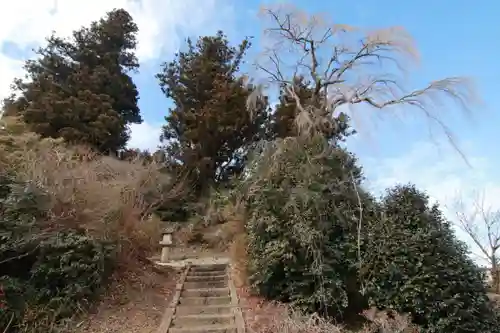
[74,263,178,333]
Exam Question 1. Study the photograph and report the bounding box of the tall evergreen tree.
[156,31,269,192]
[11,9,141,153]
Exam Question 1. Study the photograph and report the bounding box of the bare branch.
[249,3,479,152]
[452,191,500,291]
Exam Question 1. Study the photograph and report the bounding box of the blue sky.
[0,0,499,261]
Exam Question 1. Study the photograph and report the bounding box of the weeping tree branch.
[247,3,478,152]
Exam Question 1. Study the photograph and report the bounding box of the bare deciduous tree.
[453,193,500,293]
[247,3,477,151]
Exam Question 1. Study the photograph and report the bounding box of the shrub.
[29,232,114,313]
[242,135,373,318]
[0,174,114,332]
[362,184,499,333]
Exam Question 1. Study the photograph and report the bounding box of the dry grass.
[238,288,418,333]
[0,116,174,263]
[175,192,246,252]
[230,229,249,288]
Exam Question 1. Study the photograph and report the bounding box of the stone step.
[187,270,227,277]
[184,280,227,289]
[189,264,228,272]
[175,305,233,316]
[185,274,227,282]
[168,324,236,333]
[181,287,230,298]
[172,313,234,328]
[178,296,232,306]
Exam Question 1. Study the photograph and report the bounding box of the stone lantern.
[159,227,174,263]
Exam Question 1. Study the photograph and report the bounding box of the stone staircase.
[158,263,245,333]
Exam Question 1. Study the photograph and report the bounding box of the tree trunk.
[491,257,499,293]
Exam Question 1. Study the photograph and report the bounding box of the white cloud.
[128,121,162,151]
[0,53,23,102]
[0,0,234,99]
[363,140,500,265]
[364,141,499,209]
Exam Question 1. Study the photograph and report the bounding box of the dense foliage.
[243,135,373,318]
[156,31,269,193]
[0,174,114,332]
[362,185,499,333]
[9,9,141,153]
